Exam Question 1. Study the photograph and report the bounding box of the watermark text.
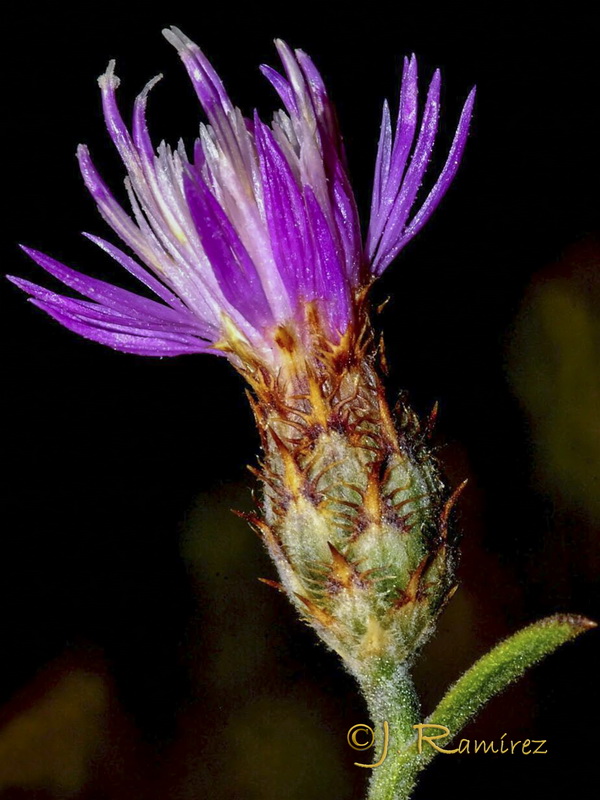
[347,722,547,768]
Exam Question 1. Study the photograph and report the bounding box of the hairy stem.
[358,614,595,800]
[358,664,422,800]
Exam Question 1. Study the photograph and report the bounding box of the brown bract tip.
[547,614,597,632]
[440,479,468,539]
[294,593,335,627]
[258,578,285,593]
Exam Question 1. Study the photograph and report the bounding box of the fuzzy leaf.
[363,614,596,800]
[424,613,596,759]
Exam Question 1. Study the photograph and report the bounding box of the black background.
[2,3,599,799]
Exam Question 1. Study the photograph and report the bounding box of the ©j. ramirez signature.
[347,723,548,768]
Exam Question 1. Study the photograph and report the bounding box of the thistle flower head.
[10,27,474,377]
[10,29,475,675]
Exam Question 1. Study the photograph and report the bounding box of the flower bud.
[242,308,462,678]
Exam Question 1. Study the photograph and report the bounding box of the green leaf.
[364,615,595,800]
[423,613,595,761]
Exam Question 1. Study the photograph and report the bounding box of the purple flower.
[9,28,474,367]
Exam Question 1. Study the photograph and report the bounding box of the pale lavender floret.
[260,65,297,113]
[82,234,194,312]
[303,186,352,334]
[375,69,442,267]
[367,60,475,275]
[160,28,357,336]
[262,53,361,292]
[8,248,215,356]
[253,116,314,304]
[90,60,271,350]
[182,170,274,331]
[10,28,473,361]
[398,86,476,244]
[260,42,362,286]
[166,28,296,326]
[369,56,419,251]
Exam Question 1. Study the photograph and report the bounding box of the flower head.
[10,29,477,674]
[10,27,474,373]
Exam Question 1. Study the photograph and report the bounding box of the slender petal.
[399,87,476,245]
[368,62,474,275]
[183,171,274,331]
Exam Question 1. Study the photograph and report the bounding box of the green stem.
[358,664,421,800]
[356,614,595,800]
